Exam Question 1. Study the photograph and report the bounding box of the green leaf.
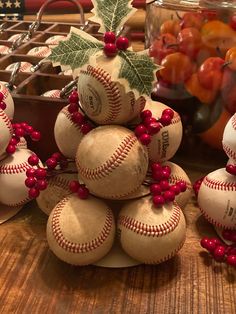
[48,28,104,70]
[89,0,136,33]
[117,50,160,97]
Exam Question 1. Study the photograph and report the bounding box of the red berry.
[26,168,36,177]
[68,103,78,113]
[139,133,151,145]
[163,190,175,202]
[81,123,93,134]
[211,238,222,247]
[151,162,162,172]
[213,245,226,262]
[177,181,187,192]
[134,124,147,137]
[150,183,162,195]
[6,144,16,154]
[24,125,34,134]
[200,237,210,249]
[162,165,171,175]
[147,121,161,135]
[25,177,37,188]
[69,92,79,104]
[35,168,47,179]
[0,101,6,110]
[13,123,20,129]
[161,169,170,180]
[160,114,172,126]
[170,184,181,195]
[226,255,236,267]
[10,138,18,146]
[15,128,25,137]
[204,239,217,252]
[143,117,156,127]
[45,158,57,170]
[20,122,28,129]
[152,170,163,181]
[104,32,116,44]
[160,180,170,191]
[226,164,236,176]
[71,111,85,125]
[28,154,39,166]
[104,43,117,57]
[28,187,40,199]
[0,92,4,101]
[51,152,63,161]
[153,195,165,207]
[140,110,152,120]
[222,229,232,241]
[116,37,129,50]
[228,246,236,255]
[36,179,48,191]
[162,108,174,119]
[31,131,41,141]
[69,180,80,193]
[77,184,89,199]
[229,14,236,31]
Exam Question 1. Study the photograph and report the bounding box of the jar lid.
[199,1,236,10]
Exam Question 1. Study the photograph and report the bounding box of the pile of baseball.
[42,57,193,267]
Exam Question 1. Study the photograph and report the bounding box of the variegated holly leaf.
[48,27,104,71]
[89,0,137,33]
[116,50,161,97]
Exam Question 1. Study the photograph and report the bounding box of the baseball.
[27,46,51,58]
[0,203,23,224]
[8,33,27,42]
[163,161,192,208]
[41,90,61,98]
[0,45,9,55]
[0,82,14,119]
[222,113,236,162]
[45,35,67,46]
[5,62,33,73]
[118,197,186,264]
[77,54,146,125]
[76,125,149,199]
[0,109,13,160]
[54,106,85,159]
[47,194,115,265]
[198,168,236,229]
[16,137,27,150]
[36,163,78,215]
[0,148,41,207]
[144,99,183,162]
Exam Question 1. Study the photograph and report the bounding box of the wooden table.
[0,167,235,313]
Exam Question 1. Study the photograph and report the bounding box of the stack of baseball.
[43,54,193,267]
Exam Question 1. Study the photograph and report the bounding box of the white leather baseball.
[163,161,192,208]
[54,106,85,159]
[0,82,14,119]
[0,109,13,160]
[47,194,115,265]
[144,99,183,162]
[0,45,9,55]
[227,158,236,166]
[37,163,78,215]
[41,90,61,98]
[45,35,67,45]
[76,125,149,200]
[16,137,27,149]
[27,46,51,58]
[8,33,27,42]
[0,148,41,207]
[222,113,236,162]
[198,168,236,229]
[77,54,146,125]
[118,197,186,264]
[5,62,33,73]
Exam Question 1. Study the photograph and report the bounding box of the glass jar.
[145,0,236,167]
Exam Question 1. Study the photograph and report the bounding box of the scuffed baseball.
[0,203,23,224]
[27,46,51,58]
[0,109,13,160]
[8,33,28,42]
[5,62,33,73]
[163,161,192,208]
[77,54,146,125]
[45,35,67,45]
[41,90,61,98]
[47,194,115,265]
[36,163,78,215]
[54,106,85,159]
[0,45,9,55]
[144,99,183,162]
[222,113,236,162]
[0,148,41,207]
[0,82,14,119]
[76,125,148,199]
[198,168,236,229]
[118,197,186,264]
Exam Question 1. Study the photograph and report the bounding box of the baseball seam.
[77,134,137,181]
[169,174,192,190]
[0,85,9,99]
[223,143,236,161]
[83,65,122,124]
[0,45,9,54]
[0,161,31,174]
[199,206,235,230]
[51,197,113,253]
[6,196,31,208]
[28,47,50,58]
[203,176,236,191]
[232,115,236,130]
[118,204,181,237]
[0,110,13,135]
[48,176,71,192]
[171,114,181,125]
[62,106,82,132]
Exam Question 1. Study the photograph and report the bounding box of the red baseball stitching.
[203,176,236,191]
[51,197,113,253]
[171,113,181,125]
[28,47,50,58]
[6,196,31,208]
[81,65,122,124]
[0,85,9,99]
[232,115,236,130]
[77,134,137,181]
[0,45,9,54]
[49,176,71,192]
[62,106,82,132]
[199,207,235,230]
[169,174,192,190]
[0,161,31,174]
[0,110,13,135]
[223,143,236,161]
[43,89,61,98]
[119,203,181,237]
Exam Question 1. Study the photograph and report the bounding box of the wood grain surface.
[0,167,235,314]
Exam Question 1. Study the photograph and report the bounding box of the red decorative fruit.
[103,43,117,57]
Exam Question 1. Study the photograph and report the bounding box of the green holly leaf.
[48,27,104,70]
[116,50,161,97]
[89,0,137,33]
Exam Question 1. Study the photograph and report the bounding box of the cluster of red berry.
[103,32,129,57]
[0,92,6,110]
[201,230,236,267]
[67,90,93,135]
[134,108,174,145]
[6,122,41,154]
[193,176,205,196]
[226,164,236,175]
[149,162,187,207]
[69,180,89,199]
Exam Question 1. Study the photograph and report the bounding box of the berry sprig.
[0,91,6,110]
[200,236,236,268]
[6,122,41,155]
[69,180,90,199]
[226,164,236,176]
[103,31,129,57]
[193,176,205,197]
[147,162,187,207]
[67,90,94,135]
[45,152,68,171]
[134,108,174,146]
